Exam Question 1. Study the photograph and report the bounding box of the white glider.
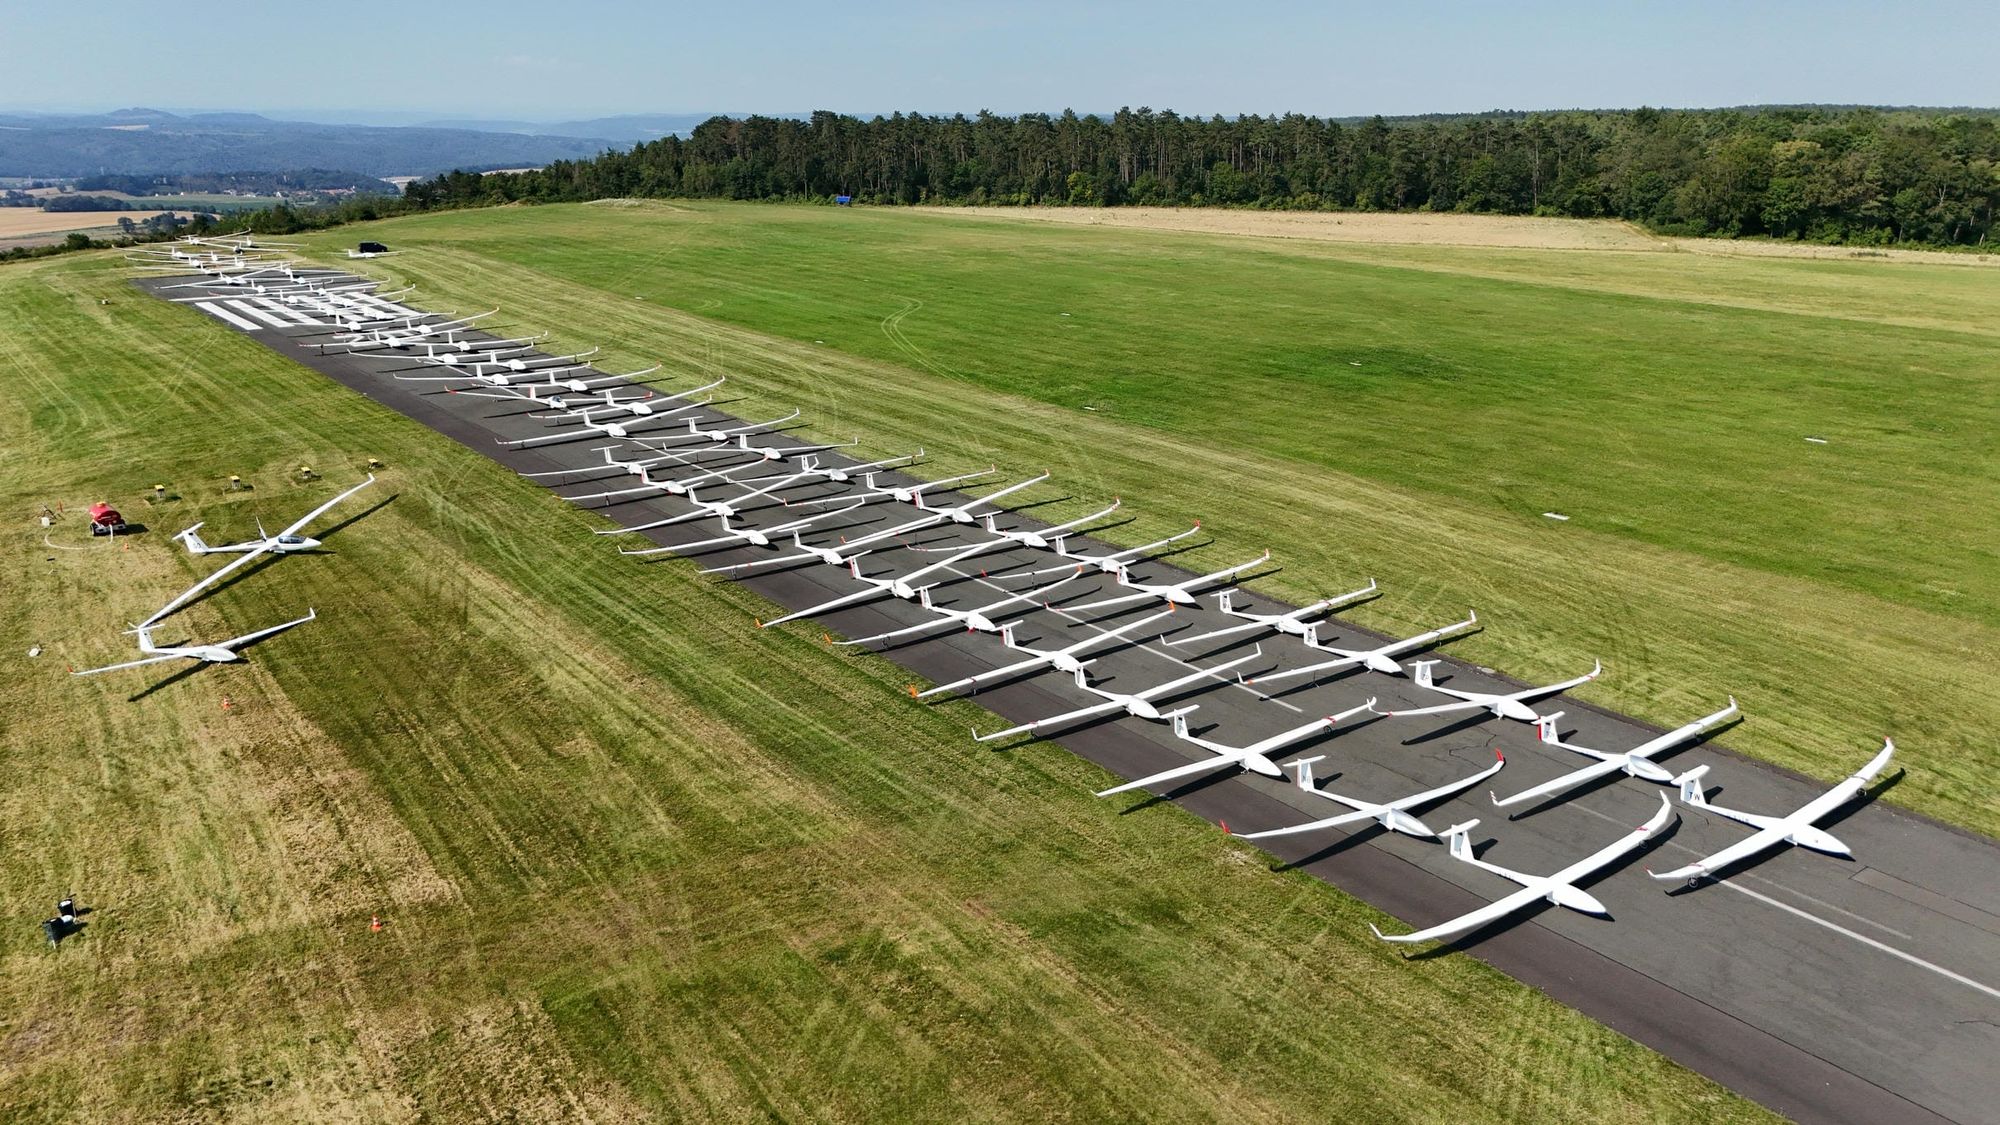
[1385,658,1601,723]
[147,475,375,626]
[1095,700,1375,797]
[794,464,995,507]
[912,471,1052,524]
[619,501,869,556]
[831,569,1085,648]
[496,400,718,448]
[699,509,954,575]
[1068,550,1272,615]
[967,499,1123,551]
[757,541,1005,629]
[71,610,317,676]
[1369,794,1675,944]
[396,348,601,381]
[1243,613,1480,686]
[617,470,828,531]
[1018,523,1203,577]
[1168,581,1378,649]
[1490,698,1739,811]
[793,449,922,483]
[571,453,797,508]
[1648,739,1895,886]
[913,609,1179,700]
[972,648,1265,743]
[1236,750,1507,841]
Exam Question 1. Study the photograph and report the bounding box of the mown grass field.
[0,252,1768,1116]
[299,201,1999,837]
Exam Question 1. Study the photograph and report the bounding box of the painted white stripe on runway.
[251,298,315,325]
[1565,799,1996,999]
[232,302,294,328]
[194,301,262,331]
[1717,879,2000,1001]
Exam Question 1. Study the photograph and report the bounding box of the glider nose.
[1383,809,1435,837]
[1627,759,1676,784]
[1363,654,1404,675]
[966,613,997,632]
[1129,700,1162,720]
[1498,699,1542,722]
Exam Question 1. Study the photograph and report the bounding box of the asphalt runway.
[143,275,2000,1124]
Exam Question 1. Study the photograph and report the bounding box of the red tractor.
[87,502,127,536]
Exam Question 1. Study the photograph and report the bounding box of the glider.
[571,452,797,508]
[799,465,996,507]
[619,501,870,557]
[1384,658,1600,723]
[792,449,922,483]
[395,348,602,381]
[756,541,1006,628]
[1095,700,1375,797]
[912,608,1179,700]
[1369,794,1675,944]
[1017,523,1203,577]
[912,471,1052,523]
[1236,750,1507,841]
[1490,698,1739,811]
[613,469,828,530]
[146,475,375,626]
[1167,581,1377,649]
[972,647,1265,742]
[965,499,1124,550]
[1244,612,1479,686]
[1648,739,1895,886]
[496,400,723,448]
[831,569,1085,648]
[1067,550,1272,615]
[698,509,954,575]
[71,610,316,676]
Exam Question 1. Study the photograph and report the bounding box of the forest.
[406,106,1999,246]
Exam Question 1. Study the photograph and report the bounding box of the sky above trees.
[4,1,1993,122]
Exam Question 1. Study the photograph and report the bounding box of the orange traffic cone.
[370,915,383,933]
[220,696,233,711]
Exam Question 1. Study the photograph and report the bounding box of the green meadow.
[302,201,1999,835]
[0,236,1772,1117]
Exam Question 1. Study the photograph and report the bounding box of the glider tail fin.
[1443,819,1481,862]
[1674,764,1713,807]
[174,523,209,554]
[1289,754,1325,791]
[1412,660,1440,690]
[1535,711,1565,744]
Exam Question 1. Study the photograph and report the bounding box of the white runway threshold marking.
[193,301,262,332]
[233,302,295,328]
[1566,800,2000,1001]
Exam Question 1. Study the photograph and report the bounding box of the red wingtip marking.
[906,684,919,698]
[1495,748,1505,762]
[1220,820,1231,835]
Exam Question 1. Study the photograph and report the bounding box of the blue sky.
[5,1,1992,121]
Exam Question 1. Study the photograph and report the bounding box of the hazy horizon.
[3,1,1993,124]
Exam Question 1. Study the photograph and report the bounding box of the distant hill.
[413,113,755,144]
[0,109,621,178]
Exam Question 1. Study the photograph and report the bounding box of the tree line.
[408,106,1998,247]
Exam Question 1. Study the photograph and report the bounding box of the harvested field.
[924,205,2000,266]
